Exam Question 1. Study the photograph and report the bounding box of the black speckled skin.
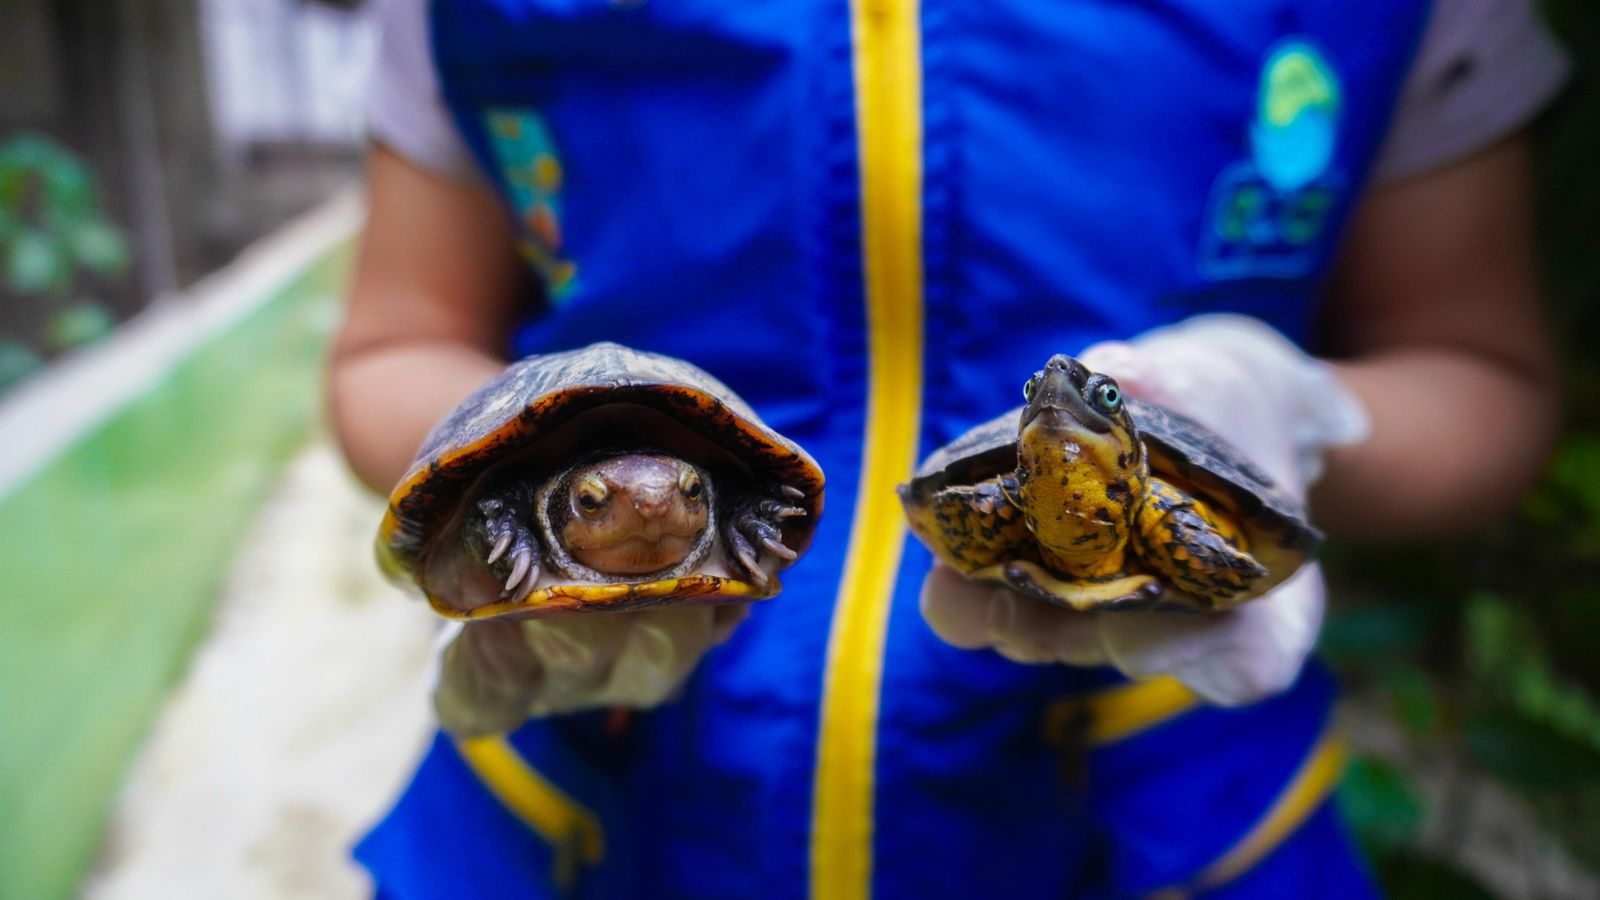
[902,392,1321,607]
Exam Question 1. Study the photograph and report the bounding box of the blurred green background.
[1325,4,1600,896]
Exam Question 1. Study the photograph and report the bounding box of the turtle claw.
[761,536,798,561]
[736,545,768,587]
[487,532,513,566]
[499,546,542,602]
[466,488,542,601]
[505,549,532,594]
[722,485,809,585]
[501,546,544,602]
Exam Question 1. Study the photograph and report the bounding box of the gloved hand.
[432,603,749,735]
[919,315,1369,706]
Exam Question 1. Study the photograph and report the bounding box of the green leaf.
[44,301,115,351]
[37,149,93,214]
[0,338,43,394]
[5,229,64,295]
[68,220,129,277]
[1337,757,1424,852]
[1465,710,1600,793]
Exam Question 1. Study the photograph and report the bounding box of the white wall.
[200,0,377,157]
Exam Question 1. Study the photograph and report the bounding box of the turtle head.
[1015,356,1145,564]
[551,453,713,576]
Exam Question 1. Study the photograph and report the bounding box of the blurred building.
[0,0,373,320]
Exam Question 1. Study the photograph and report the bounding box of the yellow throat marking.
[1020,421,1140,572]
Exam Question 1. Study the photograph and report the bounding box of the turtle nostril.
[634,491,671,517]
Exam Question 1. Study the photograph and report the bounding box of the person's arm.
[327,144,530,492]
[329,144,744,733]
[921,132,1561,706]
[1313,135,1559,539]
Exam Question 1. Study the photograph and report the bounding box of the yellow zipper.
[810,0,925,894]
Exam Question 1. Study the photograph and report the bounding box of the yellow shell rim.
[425,574,779,621]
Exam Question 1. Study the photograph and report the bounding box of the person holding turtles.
[328,0,1568,896]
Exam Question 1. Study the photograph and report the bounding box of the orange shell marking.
[426,575,778,621]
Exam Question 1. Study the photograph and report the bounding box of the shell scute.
[901,371,1318,612]
[379,343,824,619]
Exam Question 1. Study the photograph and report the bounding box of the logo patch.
[484,109,579,301]
[1199,41,1343,280]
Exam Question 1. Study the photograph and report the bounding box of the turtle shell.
[378,343,825,620]
[903,398,1319,611]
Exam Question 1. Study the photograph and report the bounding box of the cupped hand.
[433,602,749,735]
[919,315,1367,706]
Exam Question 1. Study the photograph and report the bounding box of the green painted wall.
[0,244,352,900]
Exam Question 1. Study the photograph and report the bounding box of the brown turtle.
[899,354,1319,611]
[378,342,825,621]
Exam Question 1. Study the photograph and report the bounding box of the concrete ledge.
[0,191,362,900]
[0,189,362,498]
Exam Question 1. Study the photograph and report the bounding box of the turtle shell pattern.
[906,398,1320,611]
[378,342,825,619]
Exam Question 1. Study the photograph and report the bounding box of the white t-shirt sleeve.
[1373,0,1570,182]
[365,0,480,183]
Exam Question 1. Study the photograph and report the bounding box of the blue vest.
[358,1,1428,897]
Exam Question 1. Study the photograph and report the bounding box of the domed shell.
[378,343,825,619]
[903,398,1319,611]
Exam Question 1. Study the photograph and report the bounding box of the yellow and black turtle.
[378,342,824,621]
[899,354,1319,612]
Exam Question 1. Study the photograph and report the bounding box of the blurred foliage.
[0,132,130,392]
[1327,4,1600,895]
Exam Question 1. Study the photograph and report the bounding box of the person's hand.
[919,315,1369,706]
[432,603,749,735]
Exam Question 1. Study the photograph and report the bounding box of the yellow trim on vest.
[456,736,605,888]
[1187,727,1348,893]
[810,0,925,895]
[1043,677,1201,747]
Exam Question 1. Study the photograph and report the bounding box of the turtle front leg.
[901,474,1033,574]
[721,484,809,586]
[464,480,544,602]
[1133,479,1267,608]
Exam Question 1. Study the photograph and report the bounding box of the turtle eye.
[1023,374,1041,403]
[576,477,609,516]
[1094,381,1122,412]
[679,467,703,503]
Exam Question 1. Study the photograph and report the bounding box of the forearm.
[1313,346,1558,541]
[329,341,507,493]
[326,145,527,493]
[1311,136,1558,541]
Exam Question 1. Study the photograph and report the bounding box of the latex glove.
[920,315,1369,706]
[432,603,749,735]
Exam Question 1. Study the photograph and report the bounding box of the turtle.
[377,342,825,622]
[898,354,1319,612]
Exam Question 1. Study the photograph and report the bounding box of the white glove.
[432,603,749,735]
[919,315,1369,706]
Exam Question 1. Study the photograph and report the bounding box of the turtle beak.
[1020,356,1108,433]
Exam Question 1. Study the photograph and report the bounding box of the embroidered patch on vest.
[484,109,579,301]
[1198,41,1344,281]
